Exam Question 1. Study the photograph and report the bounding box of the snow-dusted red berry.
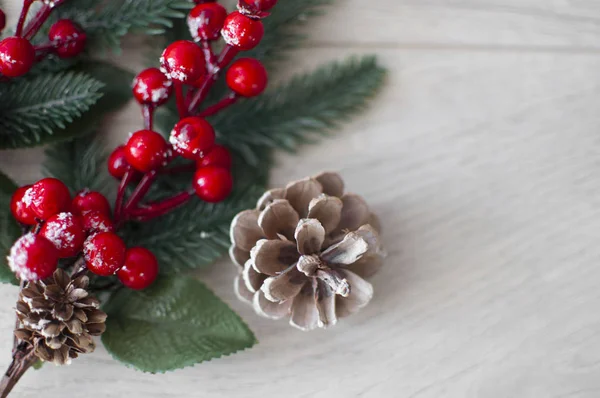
[160,40,206,83]
[197,144,232,170]
[108,145,130,179]
[72,190,111,217]
[0,36,35,78]
[221,12,264,51]
[117,247,159,290]
[8,233,59,281]
[169,117,215,160]
[226,58,267,97]
[81,210,114,234]
[83,232,126,276]
[29,178,71,220]
[0,9,6,32]
[39,212,85,258]
[125,130,169,172]
[193,166,233,203]
[10,185,37,225]
[132,68,173,106]
[188,3,228,41]
[48,19,86,58]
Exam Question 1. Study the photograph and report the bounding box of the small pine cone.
[14,268,107,365]
[230,172,386,331]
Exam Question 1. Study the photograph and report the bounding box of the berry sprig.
[0,1,86,78]
[6,0,277,293]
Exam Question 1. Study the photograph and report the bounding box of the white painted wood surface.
[2,1,600,397]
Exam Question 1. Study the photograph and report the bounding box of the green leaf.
[0,72,104,149]
[0,171,20,285]
[211,56,386,157]
[102,275,256,373]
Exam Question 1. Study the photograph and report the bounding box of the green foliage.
[0,171,20,285]
[0,72,104,149]
[102,275,256,373]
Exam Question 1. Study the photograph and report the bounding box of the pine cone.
[14,268,107,365]
[230,172,386,331]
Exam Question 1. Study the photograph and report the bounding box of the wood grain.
[1,1,600,397]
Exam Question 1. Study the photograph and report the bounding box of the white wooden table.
[2,1,600,397]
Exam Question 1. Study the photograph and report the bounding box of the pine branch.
[0,72,104,149]
[211,56,386,155]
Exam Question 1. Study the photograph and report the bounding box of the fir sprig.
[0,72,104,148]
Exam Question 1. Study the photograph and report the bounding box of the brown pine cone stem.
[0,343,37,398]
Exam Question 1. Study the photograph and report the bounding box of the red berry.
[83,232,126,276]
[226,58,267,97]
[221,12,264,51]
[0,36,35,78]
[193,166,233,203]
[132,67,173,106]
[10,185,37,225]
[8,233,58,281]
[125,130,169,172]
[39,212,85,258]
[108,145,130,179]
[72,190,111,217]
[169,117,215,160]
[239,0,278,12]
[48,19,86,58]
[29,178,71,220]
[197,144,232,169]
[117,247,159,290]
[0,10,6,32]
[188,3,228,41]
[81,211,114,234]
[160,40,206,83]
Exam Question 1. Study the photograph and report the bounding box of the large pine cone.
[14,269,107,365]
[230,172,386,331]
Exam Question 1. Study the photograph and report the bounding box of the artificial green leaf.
[0,72,104,149]
[0,171,20,285]
[102,275,256,373]
[210,56,386,157]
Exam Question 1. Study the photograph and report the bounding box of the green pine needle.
[0,72,104,149]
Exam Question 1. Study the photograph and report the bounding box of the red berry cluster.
[0,1,86,78]
[8,179,158,289]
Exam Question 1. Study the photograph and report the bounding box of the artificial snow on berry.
[83,232,126,276]
[221,11,264,51]
[188,2,228,41]
[72,190,111,217]
[39,212,85,258]
[226,57,267,97]
[0,36,35,77]
[169,117,215,160]
[10,185,37,225]
[193,166,233,203]
[197,144,232,170]
[160,40,206,83]
[132,67,173,106]
[29,178,71,220]
[48,19,86,58]
[117,247,159,290]
[81,210,114,235]
[108,145,130,179]
[8,233,59,281]
[125,130,169,172]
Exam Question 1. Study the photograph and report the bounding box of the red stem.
[114,168,135,222]
[174,83,188,118]
[187,45,239,113]
[15,0,33,37]
[123,171,158,216]
[34,42,56,52]
[198,93,239,118]
[200,41,216,72]
[23,5,51,40]
[129,191,193,221]
[142,105,154,130]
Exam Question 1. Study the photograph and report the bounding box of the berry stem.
[123,171,158,217]
[23,5,51,40]
[130,191,193,221]
[200,41,216,71]
[187,45,239,113]
[114,168,135,222]
[174,82,188,118]
[15,0,33,37]
[198,93,239,118]
[142,105,154,130]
